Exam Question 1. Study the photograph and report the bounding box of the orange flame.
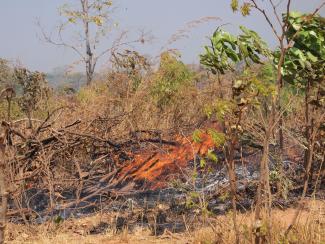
[114,132,216,190]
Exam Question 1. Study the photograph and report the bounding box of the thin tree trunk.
[81,0,94,85]
[0,136,8,244]
[303,79,315,194]
[304,79,311,170]
[225,140,240,244]
[277,103,285,197]
[224,82,240,243]
[254,129,271,244]
[254,43,285,244]
[276,43,285,198]
[285,79,315,237]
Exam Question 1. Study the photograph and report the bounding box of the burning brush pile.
[0,104,227,221]
[0,82,309,235]
[1,107,305,226]
[0,93,313,240]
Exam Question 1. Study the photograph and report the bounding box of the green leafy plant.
[200,25,270,75]
[275,13,324,85]
[229,1,325,239]
[14,68,48,128]
[200,23,273,244]
[151,51,193,107]
[277,12,325,213]
[193,129,204,143]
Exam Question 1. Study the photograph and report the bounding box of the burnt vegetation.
[0,0,325,243]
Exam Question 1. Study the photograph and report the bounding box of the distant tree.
[14,68,48,128]
[0,59,15,89]
[46,66,86,90]
[41,0,113,85]
[40,0,145,85]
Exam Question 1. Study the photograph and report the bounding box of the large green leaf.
[276,12,324,85]
[200,26,270,74]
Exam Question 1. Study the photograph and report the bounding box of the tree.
[41,0,113,85]
[200,25,271,244]
[278,12,325,236]
[0,59,17,91]
[0,59,12,87]
[276,12,325,172]
[14,68,48,129]
[278,12,324,173]
[41,0,144,85]
[228,1,325,242]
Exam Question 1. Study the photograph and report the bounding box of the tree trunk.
[81,0,94,85]
[275,44,285,198]
[0,135,8,244]
[225,140,240,244]
[277,100,285,197]
[303,79,316,191]
[254,129,272,244]
[254,43,285,243]
[304,79,311,171]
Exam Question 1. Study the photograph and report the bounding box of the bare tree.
[40,0,145,85]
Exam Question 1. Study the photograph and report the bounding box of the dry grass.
[5,200,325,244]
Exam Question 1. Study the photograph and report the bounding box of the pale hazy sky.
[0,0,324,72]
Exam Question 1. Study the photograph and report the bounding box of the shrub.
[151,51,194,108]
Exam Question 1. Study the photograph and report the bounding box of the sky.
[0,0,324,73]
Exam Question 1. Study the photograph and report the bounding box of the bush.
[151,51,194,108]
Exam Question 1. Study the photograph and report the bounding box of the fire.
[114,132,216,190]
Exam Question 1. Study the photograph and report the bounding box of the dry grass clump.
[54,64,218,141]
